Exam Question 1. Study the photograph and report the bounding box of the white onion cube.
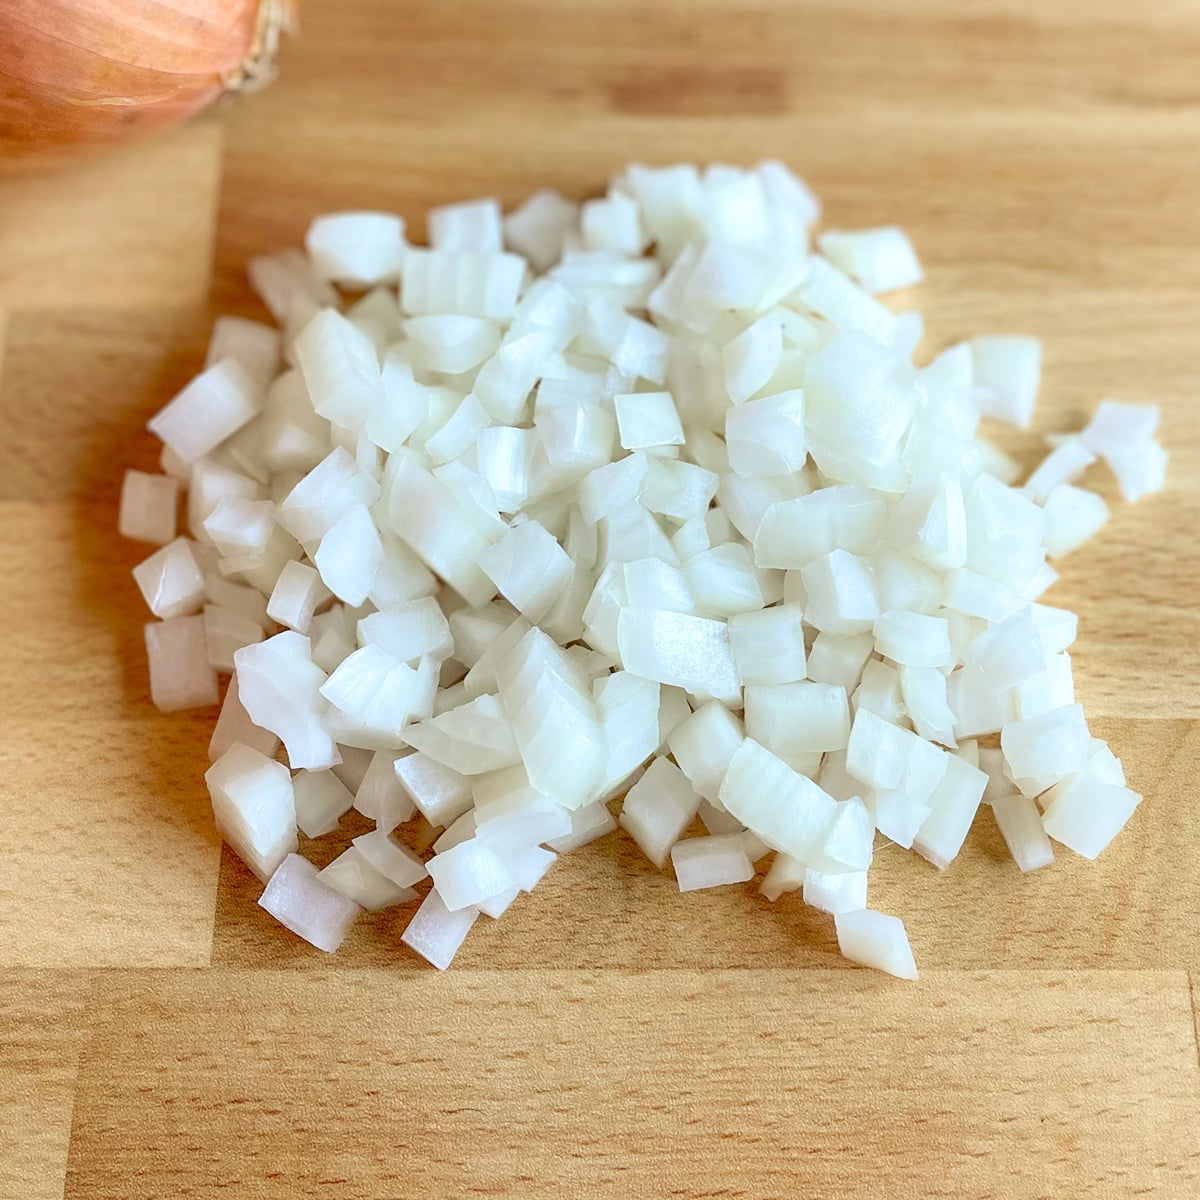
[319,846,416,911]
[801,549,879,636]
[401,887,479,970]
[145,616,219,712]
[803,867,868,914]
[834,909,918,980]
[258,854,359,953]
[314,502,383,606]
[119,470,179,545]
[133,537,206,620]
[427,839,515,911]
[990,794,1055,872]
[292,769,355,838]
[1000,704,1090,787]
[205,741,298,881]
[671,834,755,892]
[306,212,405,285]
[395,752,473,827]
[148,359,262,464]
[971,336,1041,429]
[1041,779,1141,860]
[619,756,703,868]
[728,604,807,686]
[616,608,741,706]
[719,739,836,861]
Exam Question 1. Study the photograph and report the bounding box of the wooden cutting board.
[1,1,1198,1195]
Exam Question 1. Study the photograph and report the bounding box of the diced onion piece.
[874,610,953,669]
[728,604,807,685]
[970,336,1041,429]
[684,543,764,619]
[617,607,741,706]
[277,446,380,545]
[1041,779,1141,860]
[145,616,219,712]
[259,855,360,953]
[234,633,339,771]
[477,522,574,623]
[1000,703,1090,786]
[796,258,899,349]
[429,198,503,253]
[294,308,386,433]
[834,909,918,980]
[614,391,685,450]
[503,189,579,271]
[133,537,206,619]
[427,839,515,912]
[148,359,262,464]
[801,549,879,636]
[803,868,868,915]
[724,390,807,478]
[401,887,479,970]
[719,739,836,862]
[546,802,617,854]
[203,604,264,673]
[319,846,416,911]
[594,672,661,798]
[384,455,499,606]
[990,794,1055,872]
[745,682,850,767]
[1041,484,1108,557]
[496,628,606,810]
[267,561,329,635]
[205,742,298,881]
[818,226,923,294]
[402,250,526,321]
[671,835,755,892]
[619,756,703,868]
[248,248,337,324]
[723,314,782,405]
[807,632,873,693]
[753,484,888,573]
[353,751,416,831]
[404,694,521,775]
[206,316,282,391]
[313,502,383,606]
[306,212,405,285]
[912,754,987,869]
[119,469,179,545]
[292,769,355,838]
[667,700,745,803]
[810,797,875,874]
[760,853,806,902]
[1024,440,1096,503]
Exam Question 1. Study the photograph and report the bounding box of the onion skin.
[0,0,294,170]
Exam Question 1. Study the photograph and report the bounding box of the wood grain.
[0,0,1198,1195]
[0,123,223,311]
[63,969,1200,1200]
[0,973,90,1200]
[0,501,222,968]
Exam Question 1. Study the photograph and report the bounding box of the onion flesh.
[122,161,1167,978]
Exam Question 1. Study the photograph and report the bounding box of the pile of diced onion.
[119,162,1167,978]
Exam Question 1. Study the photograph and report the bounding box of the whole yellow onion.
[0,0,296,169]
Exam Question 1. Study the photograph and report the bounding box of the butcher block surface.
[1,1,1199,1196]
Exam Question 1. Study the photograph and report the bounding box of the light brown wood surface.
[2,1,1199,1196]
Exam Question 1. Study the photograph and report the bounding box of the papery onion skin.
[0,0,294,169]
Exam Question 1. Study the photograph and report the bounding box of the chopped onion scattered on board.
[122,162,1167,978]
